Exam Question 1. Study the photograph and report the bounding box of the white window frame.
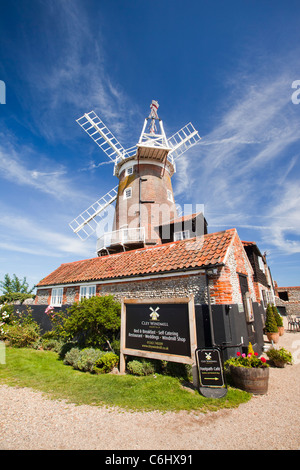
[174,230,190,241]
[167,189,173,202]
[126,166,133,176]
[79,284,96,301]
[123,187,132,199]
[258,256,265,273]
[51,287,63,307]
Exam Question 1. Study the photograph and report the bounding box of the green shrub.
[63,347,106,373]
[94,352,119,374]
[5,323,40,348]
[272,305,283,327]
[63,347,82,368]
[110,337,120,355]
[55,295,121,348]
[161,361,192,380]
[58,341,79,359]
[76,348,105,373]
[41,338,64,352]
[265,304,278,333]
[267,347,293,365]
[0,304,14,324]
[127,360,145,376]
[127,359,155,376]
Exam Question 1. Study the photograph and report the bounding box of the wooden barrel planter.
[230,366,269,395]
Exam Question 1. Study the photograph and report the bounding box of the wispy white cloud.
[173,71,300,255]
[13,0,142,146]
[0,137,91,202]
[263,181,300,254]
[0,212,95,258]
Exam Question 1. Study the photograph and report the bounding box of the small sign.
[195,347,227,397]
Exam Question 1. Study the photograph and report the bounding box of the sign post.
[195,347,227,398]
[120,297,198,387]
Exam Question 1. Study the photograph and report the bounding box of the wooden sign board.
[195,347,227,398]
[120,297,197,373]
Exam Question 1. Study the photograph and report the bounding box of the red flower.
[236,352,241,356]
[254,352,258,356]
[261,357,266,363]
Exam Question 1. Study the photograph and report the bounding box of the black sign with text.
[125,303,191,357]
[196,347,225,388]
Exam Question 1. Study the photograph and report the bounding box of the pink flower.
[45,305,54,315]
[248,353,252,357]
[261,357,267,363]
[242,353,246,358]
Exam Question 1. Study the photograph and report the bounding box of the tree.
[0,273,34,294]
[0,274,35,304]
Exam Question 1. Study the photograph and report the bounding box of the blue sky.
[0,0,300,290]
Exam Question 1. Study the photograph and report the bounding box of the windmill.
[69,100,201,256]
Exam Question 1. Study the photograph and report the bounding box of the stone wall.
[275,286,300,315]
[34,288,51,305]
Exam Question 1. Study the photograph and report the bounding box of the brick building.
[35,227,274,357]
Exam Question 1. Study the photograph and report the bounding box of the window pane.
[51,287,63,306]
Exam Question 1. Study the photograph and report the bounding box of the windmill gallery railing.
[97,227,145,252]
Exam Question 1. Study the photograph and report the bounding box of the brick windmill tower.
[69,101,201,255]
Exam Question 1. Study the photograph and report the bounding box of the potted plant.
[225,343,269,395]
[265,304,279,343]
[266,347,293,368]
[272,305,284,336]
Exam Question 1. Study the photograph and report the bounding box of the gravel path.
[1,321,299,450]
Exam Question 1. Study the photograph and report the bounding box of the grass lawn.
[0,347,251,412]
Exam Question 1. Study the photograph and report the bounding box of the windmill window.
[174,230,190,241]
[123,187,132,199]
[50,287,63,307]
[126,166,133,176]
[79,285,96,301]
[167,190,173,202]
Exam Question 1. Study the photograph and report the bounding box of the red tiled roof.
[36,229,237,287]
[241,241,256,246]
[277,286,300,291]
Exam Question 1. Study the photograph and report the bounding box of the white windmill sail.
[168,122,201,160]
[69,185,118,240]
[76,111,136,164]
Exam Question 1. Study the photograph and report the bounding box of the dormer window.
[174,230,190,241]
